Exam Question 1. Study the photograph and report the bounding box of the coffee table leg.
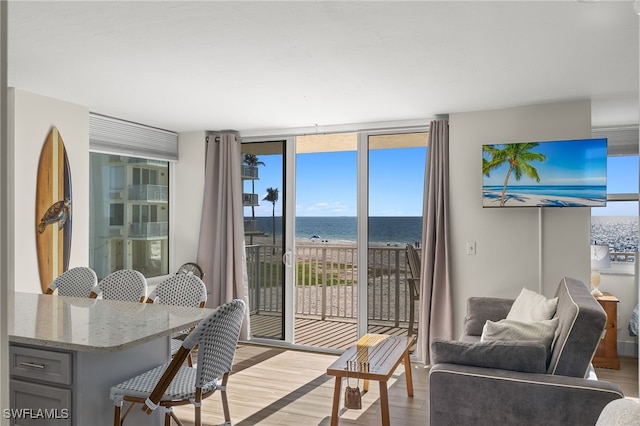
[363,379,369,392]
[331,376,341,426]
[403,350,414,396]
[379,381,390,426]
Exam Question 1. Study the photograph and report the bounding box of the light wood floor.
[172,344,638,426]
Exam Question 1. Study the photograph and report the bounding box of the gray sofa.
[429,276,624,425]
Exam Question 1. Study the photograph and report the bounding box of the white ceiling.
[8,1,640,134]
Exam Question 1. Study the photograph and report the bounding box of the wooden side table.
[326,334,415,426]
[593,292,620,370]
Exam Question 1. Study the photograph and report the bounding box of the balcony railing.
[128,184,168,202]
[243,193,259,206]
[241,165,259,179]
[129,222,168,238]
[610,251,636,263]
[246,243,416,327]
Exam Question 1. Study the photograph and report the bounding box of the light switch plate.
[467,241,476,255]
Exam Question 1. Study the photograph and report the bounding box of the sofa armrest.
[464,297,515,336]
[430,363,624,426]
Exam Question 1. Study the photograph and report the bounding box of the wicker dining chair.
[405,244,421,337]
[110,299,246,426]
[146,274,208,367]
[45,267,98,298]
[89,269,147,302]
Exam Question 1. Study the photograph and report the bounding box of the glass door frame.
[241,136,296,345]
[244,124,428,346]
[357,127,429,339]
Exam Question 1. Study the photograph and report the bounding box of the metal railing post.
[321,247,327,320]
[255,247,261,313]
[395,249,401,327]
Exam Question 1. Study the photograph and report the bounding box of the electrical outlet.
[467,241,476,255]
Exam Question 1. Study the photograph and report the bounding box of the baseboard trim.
[618,340,639,357]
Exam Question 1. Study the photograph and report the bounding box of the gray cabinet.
[9,345,72,426]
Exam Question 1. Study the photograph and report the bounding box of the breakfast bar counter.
[9,292,213,425]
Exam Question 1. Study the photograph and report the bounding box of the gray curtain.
[415,119,453,365]
[196,132,250,340]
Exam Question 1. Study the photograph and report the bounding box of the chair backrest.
[46,267,97,297]
[147,274,207,308]
[406,244,421,280]
[184,299,246,387]
[92,269,147,302]
[143,299,245,412]
[406,244,421,299]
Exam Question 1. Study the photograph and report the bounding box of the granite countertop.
[9,292,214,353]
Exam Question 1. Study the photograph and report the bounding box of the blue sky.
[244,147,427,217]
[482,139,608,187]
[244,140,636,217]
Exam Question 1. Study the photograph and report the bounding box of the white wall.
[449,100,592,337]
[173,131,206,269]
[599,270,639,357]
[10,89,89,293]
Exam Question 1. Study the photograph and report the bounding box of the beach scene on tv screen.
[482,138,607,208]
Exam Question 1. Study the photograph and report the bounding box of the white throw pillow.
[481,317,559,353]
[507,287,558,322]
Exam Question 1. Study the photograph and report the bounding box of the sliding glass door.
[242,129,427,349]
[365,131,428,336]
[294,133,358,349]
[242,141,286,340]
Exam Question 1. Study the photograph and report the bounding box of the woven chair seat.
[110,363,218,403]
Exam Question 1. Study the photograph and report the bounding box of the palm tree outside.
[263,187,279,249]
[483,143,547,206]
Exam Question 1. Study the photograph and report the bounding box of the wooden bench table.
[326,333,415,426]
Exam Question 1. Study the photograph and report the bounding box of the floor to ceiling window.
[591,147,639,273]
[589,128,638,357]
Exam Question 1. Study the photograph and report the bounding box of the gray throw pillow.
[431,338,547,373]
[463,297,515,336]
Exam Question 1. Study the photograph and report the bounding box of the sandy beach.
[483,190,602,208]
[246,234,412,249]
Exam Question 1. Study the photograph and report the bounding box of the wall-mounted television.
[482,138,607,208]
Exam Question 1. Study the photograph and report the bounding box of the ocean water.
[248,216,422,246]
[249,215,638,253]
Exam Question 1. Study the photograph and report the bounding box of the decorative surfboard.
[36,126,72,293]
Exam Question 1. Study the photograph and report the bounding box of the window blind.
[89,113,178,161]
[592,125,639,156]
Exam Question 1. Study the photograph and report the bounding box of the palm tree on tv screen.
[484,143,547,207]
[263,187,279,248]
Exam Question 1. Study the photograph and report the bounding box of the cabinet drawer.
[9,379,71,426]
[10,346,72,385]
